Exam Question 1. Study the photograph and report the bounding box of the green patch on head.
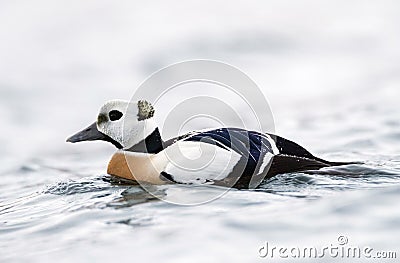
[137,100,155,121]
[97,113,108,124]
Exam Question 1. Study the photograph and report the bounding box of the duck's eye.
[109,110,123,121]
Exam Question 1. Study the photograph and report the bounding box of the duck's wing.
[161,129,357,188]
[160,128,278,188]
[165,128,277,155]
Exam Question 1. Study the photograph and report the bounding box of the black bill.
[66,122,123,149]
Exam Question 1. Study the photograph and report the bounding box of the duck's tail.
[265,134,362,178]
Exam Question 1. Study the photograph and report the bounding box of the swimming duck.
[67,100,353,189]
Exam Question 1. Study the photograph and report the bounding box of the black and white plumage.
[67,100,355,189]
[159,128,277,189]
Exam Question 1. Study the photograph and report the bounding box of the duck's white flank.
[155,141,241,184]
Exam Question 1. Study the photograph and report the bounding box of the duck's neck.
[125,127,164,154]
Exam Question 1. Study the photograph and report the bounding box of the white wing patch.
[158,141,241,184]
[264,134,279,154]
[257,152,274,175]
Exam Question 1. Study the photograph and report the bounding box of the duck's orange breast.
[107,151,166,185]
[107,152,135,181]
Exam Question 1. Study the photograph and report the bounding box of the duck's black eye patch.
[109,110,123,121]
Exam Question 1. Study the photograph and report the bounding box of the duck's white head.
[67,99,158,149]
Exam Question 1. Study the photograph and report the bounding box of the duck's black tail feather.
[266,134,361,178]
[267,155,325,177]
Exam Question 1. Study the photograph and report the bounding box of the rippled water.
[2,88,399,262]
[1,1,400,262]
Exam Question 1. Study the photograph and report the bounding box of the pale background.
[1,1,399,262]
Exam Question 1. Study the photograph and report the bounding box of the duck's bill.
[66,122,123,149]
[66,122,109,143]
